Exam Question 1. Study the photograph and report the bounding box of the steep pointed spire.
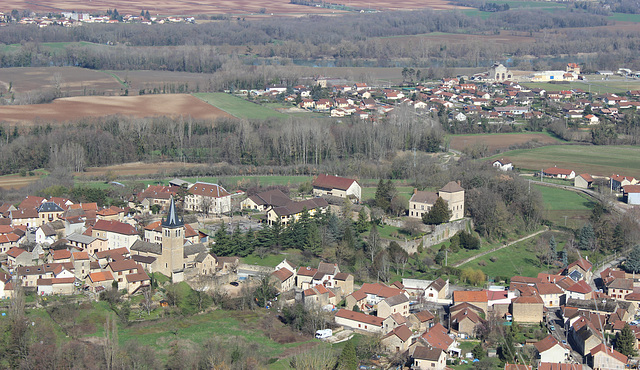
[162,196,183,228]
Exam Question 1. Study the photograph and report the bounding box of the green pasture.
[522,78,640,94]
[0,41,100,53]
[361,185,415,202]
[490,145,640,177]
[193,93,289,119]
[608,13,640,22]
[532,184,594,211]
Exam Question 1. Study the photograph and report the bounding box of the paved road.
[452,227,548,268]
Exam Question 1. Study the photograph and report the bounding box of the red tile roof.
[383,324,412,342]
[188,182,231,198]
[72,252,90,261]
[453,290,488,303]
[538,364,585,370]
[89,271,114,282]
[421,323,453,351]
[297,266,318,277]
[590,343,627,364]
[272,268,294,282]
[578,173,593,182]
[567,257,592,272]
[360,283,403,299]
[95,247,129,259]
[93,220,137,235]
[311,174,357,191]
[504,365,532,370]
[6,247,27,258]
[623,185,640,194]
[52,249,71,260]
[568,280,592,294]
[335,309,383,327]
[534,334,568,353]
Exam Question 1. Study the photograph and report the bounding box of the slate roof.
[271,198,328,217]
[37,202,64,213]
[130,240,162,255]
[428,278,447,292]
[162,196,183,228]
[382,293,410,307]
[132,255,156,264]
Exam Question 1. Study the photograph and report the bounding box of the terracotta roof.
[348,290,367,301]
[568,280,592,294]
[544,167,574,176]
[38,277,75,285]
[126,271,150,283]
[504,365,532,370]
[513,294,543,304]
[272,268,294,282]
[413,345,444,361]
[535,282,564,295]
[567,257,592,272]
[72,252,90,261]
[188,182,231,198]
[511,276,541,285]
[607,278,633,290]
[421,323,453,351]
[93,220,137,235]
[611,174,636,183]
[312,174,357,191]
[52,249,71,260]
[534,334,567,353]
[107,260,139,272]
[297,266,318,277]
[89,271,114,282]
[360,282,403,299]
[10,208,38,219]
[414,310,435,323]
[383,324,412,342]
[19,196,46,209]
[334,272,350,281]
[623,185,640,194]
[538,363,584,370]
[578,173,593,182]
[335,309,383,327]
[453,290,488,303]
[451,308,483,325]
[428,278,447,292]
[590,343,627,364]
[439,181,464,193]
[6,247,27,258]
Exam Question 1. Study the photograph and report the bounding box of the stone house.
[452,290,488,314]
[574,174,593,189]
[450,307,485,338]
[589,343,627,370]
[241,189,291,211]
[535,282,565,308]
[377,293,410,319]
[266,198,328,226]
[412,345,447,370]
[91,219,139,251]
[381,324,412,354]
[409,310,435,332]
[511,293,543,323]
[425,278,449,302]
[408,181,465,221]
[184,182,232,215]
[271,267,295,292]
[86,271,115,293]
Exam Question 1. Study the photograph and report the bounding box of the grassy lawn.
[490,145,640,177]
[361,185,416,202]
[522,78,640,94]
[532,184,594,211]
[193,93,289,119]
[242,253,288,267]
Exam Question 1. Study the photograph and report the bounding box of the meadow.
[193,93,289,119]
[522,77,640,95]
[490,145,640,178]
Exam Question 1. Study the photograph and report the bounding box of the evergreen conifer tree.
[616,323,638,357]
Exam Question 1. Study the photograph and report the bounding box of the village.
[0,168,637,369]
[0,10,196,27]
[245,63,640,125]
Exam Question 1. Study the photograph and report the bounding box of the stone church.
[130,197,215,282]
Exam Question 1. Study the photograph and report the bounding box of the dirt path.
[453,227,549,268]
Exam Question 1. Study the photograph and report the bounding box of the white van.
[315,329,332,339]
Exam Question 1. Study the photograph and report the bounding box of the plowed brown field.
[0,94,232,124]
[450,133,559,153]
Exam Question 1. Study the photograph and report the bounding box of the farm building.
[311,174,361,203]
[623,185,640,205]
[610,174,637,192]
[574,174,593,189]
[543,166,575,179]
[491,158,513,171]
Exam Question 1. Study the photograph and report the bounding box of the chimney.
[414,188,417,195]
[457,180,461,186]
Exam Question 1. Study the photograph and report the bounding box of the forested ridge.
[2,8,637,72]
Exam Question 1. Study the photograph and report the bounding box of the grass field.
[0,41,99,53]
[522,77,640,94]
[449,132,560,153]
[490,145,640,177]
[608,13,640,22]
[193,93,289,120]
[533,183,594,229]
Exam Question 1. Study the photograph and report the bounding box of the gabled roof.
[453,290,487,303]
[568,280,592,294]
[535,282,564,295]
[421,323,453,351]
[10,208,38,219]
[383,324,412,342]
[590,343,627,364]
[382,293,409,307]
[95,247,129,259]
[188,182,231,198]
[335,309,383,327]
[567,257,592,272]
[247,189,291,207]
[297,266,318,277]
[451,308,483,325]
[311,174,358,191]
[19,195,46,209]
[107,260,140,272]
[623,185,640,194]
[578,173,593,182]
[271,198,328,217]
[93,220,137,235]
[72,252,90,261]
[414,310,435,323]
[126,271,150,283]
[272,267,294,282]
[538,363,584,370]
[334,272,350,281]
[52,249,71,260]
[428,278,447,292]
[360,282,403,299]
[6,247,27,258]
[348,290,367,302]
[544,167,574,176]
[607,277,633,290]
[413,345,444,361]
[88,271,114,282]
[409,190,437,205]
[534,334,568,353]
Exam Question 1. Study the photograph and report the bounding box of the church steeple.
[162,196,183,228]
